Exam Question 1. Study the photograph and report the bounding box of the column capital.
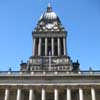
[28,86,36,89]
[53,86,59,89]
[40,85,47,89]
[4,85,13,90]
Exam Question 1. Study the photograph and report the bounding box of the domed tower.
[20,4,80,71]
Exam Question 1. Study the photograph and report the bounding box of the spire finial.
[47,2,52,12]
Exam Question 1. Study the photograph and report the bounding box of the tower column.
[42,88,46,100]
[79,88,83,100]
[45,38,47,56]
[63,38,66,55]
[16,89,21,100]
[4,88,9,100]
[52,38,54,56]
[33,38,36,56]
[38,38,41,56]
[67,88,71,100]
[91,88,96,100]
[54,88,58,100]
[58,38,61,56]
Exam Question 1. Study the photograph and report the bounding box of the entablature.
[33,32,66,38]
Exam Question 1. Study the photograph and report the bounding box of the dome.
[40,4,58,20]
[34,4,66,33]
[43,12,57,20]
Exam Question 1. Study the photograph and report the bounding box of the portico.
[0,85,99,100]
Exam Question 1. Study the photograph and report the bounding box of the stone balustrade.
[0,70,100,76]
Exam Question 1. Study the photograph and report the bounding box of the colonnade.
[33,37,66,56]
[4,87,96,100]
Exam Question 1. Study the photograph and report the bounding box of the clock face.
[46,23,54,29]
[53,26,58,30]
[52,58,68,64]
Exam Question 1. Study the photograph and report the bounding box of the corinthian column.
[45,38,47,56]
[54,89,58,100]
[29,89,35,100]
[91,88,96,100]
[67,88,71,100]
[4,88,9,100]
[52,38,54,56]
[38,38,41,56]
[42,88,46,100]
[33,38,36,56]
[63,38,66,55]
[79,88,83,100]
[58,38,60,56]
[16,89,21,100]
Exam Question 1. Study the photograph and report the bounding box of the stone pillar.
[16,89,21,100]
[79,88,83,100]
[91,88,96,100]
[33,38,36,56]
[42,88,46,100]
[63,38,66,55]
[52,38,54,56]
[58,38,60,56]
[29,89,34,100]
[38,38,41,56]
[4,88,9,100]
[67,88,71,100]
[45,38,47,56]
[54,89,58,100]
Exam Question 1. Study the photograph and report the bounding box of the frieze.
[33,33,66,38]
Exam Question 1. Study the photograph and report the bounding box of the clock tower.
[20,4,80,72]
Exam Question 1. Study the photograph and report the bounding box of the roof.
[33,4,66,33]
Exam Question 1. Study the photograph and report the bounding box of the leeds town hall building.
[0,4,100,100]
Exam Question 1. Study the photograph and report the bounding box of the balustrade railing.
[0,70,100,76]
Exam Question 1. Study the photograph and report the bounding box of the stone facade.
[0,71,100,100]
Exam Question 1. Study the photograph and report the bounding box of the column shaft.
[91,88,96,100]
[4,88,9,100]
[54,89,58,100]
[38,38,41,56]
[63,38,66,55]
[58,38,60,56]
[33,38,36,56]
[52,38,54,56]
[67,88,71,100]
[42,88,46,100]
[16,89,21,100]
[79,88,83,100]
[29,89,34,100]
[45,38,47,56]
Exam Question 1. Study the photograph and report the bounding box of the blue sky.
[0,0,100,71]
